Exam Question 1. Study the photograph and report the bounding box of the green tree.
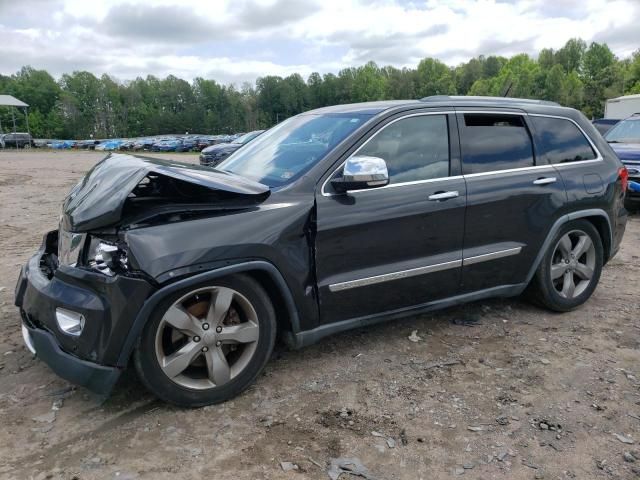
[556,38,587,73]
[351,62,386,102]
[1,37,634,139]
[582,42,617,117]
[544,64,566,102]
[538,48,556,70]
[455,57,483,95]
[415,58,455,97]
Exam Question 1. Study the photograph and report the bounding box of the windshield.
[605,119,640,143]
[218,113,371,187]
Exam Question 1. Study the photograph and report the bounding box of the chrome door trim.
[328,246,524,292]
[328,259,462,292]
[463,247,522,266]
[321,110,453,197]
[553,158,604,168]
[457,110,604,165]
[463,164,554,179]
[348,175,464,194]
[455,110,528,115]
[321,110,604,198]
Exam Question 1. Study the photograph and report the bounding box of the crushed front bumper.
[15,230,155,394]
[20,320,121,394]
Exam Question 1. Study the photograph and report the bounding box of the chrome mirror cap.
[332,155,389,192]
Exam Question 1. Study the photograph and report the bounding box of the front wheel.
[134,274,276,407]
[530,220,603,312]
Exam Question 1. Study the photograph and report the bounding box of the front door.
[315,112,467,324]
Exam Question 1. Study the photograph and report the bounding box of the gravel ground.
[0,150,639,480]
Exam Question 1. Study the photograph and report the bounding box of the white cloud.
[0,0,637,85]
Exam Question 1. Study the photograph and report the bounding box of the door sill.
[286,283,526,349]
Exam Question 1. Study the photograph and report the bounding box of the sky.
[0,0,638,85]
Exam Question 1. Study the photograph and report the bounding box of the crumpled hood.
[610,143,640,162]
[61,153,269,232]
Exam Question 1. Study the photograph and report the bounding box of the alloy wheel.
[155,286,260,390]
[550,230,596,299]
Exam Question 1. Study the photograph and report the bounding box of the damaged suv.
[16,97,628,407]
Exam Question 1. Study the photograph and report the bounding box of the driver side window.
[357,115,450,184]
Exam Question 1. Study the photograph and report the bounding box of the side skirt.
[288,283,526,349]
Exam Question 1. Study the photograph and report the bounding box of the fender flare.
[116,260,301,367]
[524,208,612,286]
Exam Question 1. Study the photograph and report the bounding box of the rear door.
[315,111,467,323]
[456,110,567,293]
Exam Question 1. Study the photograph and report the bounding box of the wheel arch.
[524,209,612,286]
[578,215,611,263]
[117,260,302,367]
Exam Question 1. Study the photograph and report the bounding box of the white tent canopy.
[0,95,29,107]
[0,94,30,140]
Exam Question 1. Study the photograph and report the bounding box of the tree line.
[1,38,639,139]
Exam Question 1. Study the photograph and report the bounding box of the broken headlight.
[58,229,86,267]
[87,238,129,276]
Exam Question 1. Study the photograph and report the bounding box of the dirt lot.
[0,150,639,480]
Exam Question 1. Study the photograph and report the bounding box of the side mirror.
[331,155,389,193]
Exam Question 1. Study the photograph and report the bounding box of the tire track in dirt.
[2,400,161,476]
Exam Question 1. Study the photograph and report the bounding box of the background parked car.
[51,140,76,149]
[195,136,216,151]
[180,137,198,151]
[1,132,34,148]
[132,138,155,151]
[593,118,620,135]
[118,140,137,151]
[96,139,124,151]
[152,138,183,152]
[77,139,100,150]
[605,113,640,210]
[200,130,264,166]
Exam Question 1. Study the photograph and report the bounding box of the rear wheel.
[134,274,276,407]
[531,220,603,312]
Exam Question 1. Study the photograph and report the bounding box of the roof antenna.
[502,80,513,97]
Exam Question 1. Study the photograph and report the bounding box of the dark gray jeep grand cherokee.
[15,96,628,407]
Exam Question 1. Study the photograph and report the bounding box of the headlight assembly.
[58,229,86,267]
[87,238,129,276]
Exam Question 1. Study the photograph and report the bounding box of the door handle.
[428,190,459,201]
[533,177,557,185]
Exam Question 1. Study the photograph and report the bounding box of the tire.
[134,274,276,407]
[530,220,603,312]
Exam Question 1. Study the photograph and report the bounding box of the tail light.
[619,167,629,191]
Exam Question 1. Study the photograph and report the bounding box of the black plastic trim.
[26,324,121,395]
[292,283,525,348]
[523,208,612,285]
[117,260,301,366]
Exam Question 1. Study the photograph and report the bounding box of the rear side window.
[460,114,534,174]
[532,116,597,164]
[357,114,449,184]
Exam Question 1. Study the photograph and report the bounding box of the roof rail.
[420,95,561,107]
